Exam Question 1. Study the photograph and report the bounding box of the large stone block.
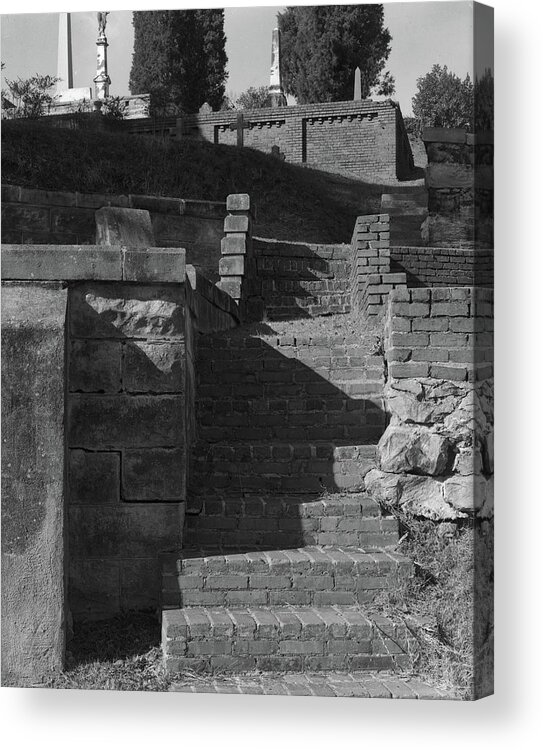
[68,395,184,448]
[68,504,183,558]
[378,426,452,476]
[122,448,185,501]
[365,469,457,521]
[1,283,67,685]
[443,475,486,513]
[69,340,122,392]
[69,450,120,504]
[123,341,185,393]
[69,283,184,339]
[69,559,121,621]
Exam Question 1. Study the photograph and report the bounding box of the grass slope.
[2,119,415,243]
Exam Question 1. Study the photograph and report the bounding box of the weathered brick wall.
[384,287,493,382]
[422,128,493,249]
[253,237,352,319]
[172,99,413,181]
[391,246,494,288]
[366,286,494,522]
[1,185,226,276]
[350,214,407,318]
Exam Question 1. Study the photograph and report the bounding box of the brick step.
[198,332,381,351]
[197,348,382,369]
[189,443,378,497]
[162,546,409,609]
[162,605,416,674]
[198,422,384,444]
[262,302,351,320]
[184,491,397,550]
[196,395,384,418]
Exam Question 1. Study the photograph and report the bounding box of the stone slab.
[96,207,154,247]
[1,283,67,685]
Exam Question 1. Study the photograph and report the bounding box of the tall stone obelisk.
[93,12,111,100]
[268,26,287,107]
[56,13,73,93]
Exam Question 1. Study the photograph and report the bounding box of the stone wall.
[422,128,493,249]
[163,99,413,181]
[1,185,226,276]
[365,287,493,521]
[1,283,67,685]
[2,243,241,630]
[391,246,493,288]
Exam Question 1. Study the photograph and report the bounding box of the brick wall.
[169,99,413,181]
[391,246,494,288]
[1,185,226,276]
[350,214,407,318]
[253,237,352,319]
[385,287,493,382]
[2,244,240,622]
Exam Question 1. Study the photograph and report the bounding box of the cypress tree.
[279,5,392,103]
[129,9,227,113]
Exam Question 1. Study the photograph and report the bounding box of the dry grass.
[370,510,494,700]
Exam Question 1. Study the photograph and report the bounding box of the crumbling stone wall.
[421,128,493,249]
[366,287,493,521]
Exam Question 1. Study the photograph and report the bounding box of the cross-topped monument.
[229,113,251,147]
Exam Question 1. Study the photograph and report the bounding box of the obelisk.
[56,13,73,93]
[268,27,287,107]
[93,12,111,100]
[353,67,362,100]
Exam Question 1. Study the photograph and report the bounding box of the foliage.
[474,68,494,132]
[1,73,59,119]
[129,9,228,115]
[373,70,396,97]
[100,96,127,121]
[412,64,473,130]
[235,86,270,110]
[278,5,392,103]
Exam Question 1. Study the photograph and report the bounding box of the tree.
[235,86,270,110]
[412,64,473,130]
[278,5,392,103]
[129,9,227,114]
[2,73,59,119]
[474,68,493,132]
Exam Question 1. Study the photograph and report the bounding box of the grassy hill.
[2,119,418,243]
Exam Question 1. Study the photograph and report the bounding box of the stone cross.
[56,12,73,93]
[229,113,251,147]
[268,26,287,107]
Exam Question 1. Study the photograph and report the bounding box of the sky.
[0,1,484,116]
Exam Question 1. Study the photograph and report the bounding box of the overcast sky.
[1,2,484,116]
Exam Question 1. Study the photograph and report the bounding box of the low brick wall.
[2,243,241,625]
[391,246,494,288]
[126,99,414,181]
[1,185,226,276]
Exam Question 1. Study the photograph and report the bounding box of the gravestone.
[268,26,287,107]
[95,207,154,247]
[229,113,251,147]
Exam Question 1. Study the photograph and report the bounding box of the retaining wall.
[391,246,493,288]
[1,243,240,632]
[1,185,226,276]
[130,99,414,181]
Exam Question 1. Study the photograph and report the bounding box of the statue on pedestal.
[97,11,109,38]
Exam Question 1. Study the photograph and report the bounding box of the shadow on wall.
[185,321,387,552]
[67,282,186,622]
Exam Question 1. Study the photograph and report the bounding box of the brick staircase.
[161,242,416,676]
